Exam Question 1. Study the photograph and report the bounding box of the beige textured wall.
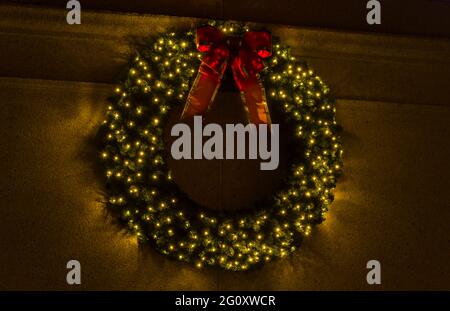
[0,4,449,290]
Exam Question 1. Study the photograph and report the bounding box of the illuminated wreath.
[99,21,343,271]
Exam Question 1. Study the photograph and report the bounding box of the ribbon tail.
[240,78,272,126]
[181,62,225,120]
[231,56,271,126]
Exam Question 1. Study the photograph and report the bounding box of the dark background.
[5,0,450,38]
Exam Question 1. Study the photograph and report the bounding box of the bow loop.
[243,31,272,59]
[196,26,223,52]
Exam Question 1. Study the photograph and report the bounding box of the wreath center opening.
[164,90,288,212]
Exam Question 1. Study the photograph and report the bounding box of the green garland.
[99,21,343,271]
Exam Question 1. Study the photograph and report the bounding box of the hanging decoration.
[99,21,343,271]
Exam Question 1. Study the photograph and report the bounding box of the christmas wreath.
[99,21,343,271]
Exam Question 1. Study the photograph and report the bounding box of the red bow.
[181,26,272,125]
